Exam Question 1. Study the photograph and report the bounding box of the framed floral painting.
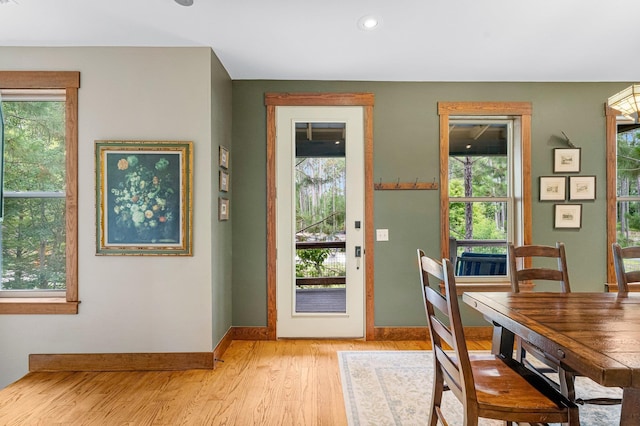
[95,140,193,255]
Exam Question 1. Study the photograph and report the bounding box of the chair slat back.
[417,249,476,405]
[612,243,640,293]
[508,242,571,293]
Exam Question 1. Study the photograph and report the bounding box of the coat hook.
[396,178,401,188]
[414,178,419,188]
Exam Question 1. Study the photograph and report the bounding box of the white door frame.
[275,106,364,338]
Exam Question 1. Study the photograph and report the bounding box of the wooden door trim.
[605,104,619,285]
[265,93,375,340]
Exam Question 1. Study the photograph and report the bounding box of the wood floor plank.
[0,339,491,425]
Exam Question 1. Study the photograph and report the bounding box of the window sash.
[448,119,514,281]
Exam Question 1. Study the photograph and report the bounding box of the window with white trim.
[448,118,515,280]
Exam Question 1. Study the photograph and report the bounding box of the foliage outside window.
[0,71,79,315]
[295,157,346,285]
[1,96,66,291]
[615,127,640,271]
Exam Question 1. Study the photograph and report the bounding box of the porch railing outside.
[296,241,346,287]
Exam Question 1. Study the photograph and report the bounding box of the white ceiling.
[0,0,637,82]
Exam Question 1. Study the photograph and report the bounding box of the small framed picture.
[219,146,229,169]
[218,197,229,221]
[539,176,566,201]
[220,170,229,192]
[554,204,582,229]
[553,148,581,173]
[569,175,596,200]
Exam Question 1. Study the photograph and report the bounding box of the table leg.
[620,388,640,425]
[490,321,514,359]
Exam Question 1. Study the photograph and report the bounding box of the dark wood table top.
[463,291,640,389]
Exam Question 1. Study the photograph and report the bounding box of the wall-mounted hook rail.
[374,178,438,191]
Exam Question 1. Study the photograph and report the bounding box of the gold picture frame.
[220,170,229,192]
[95,140,194,255]
[219,197,229,221]
[219,145,229,169]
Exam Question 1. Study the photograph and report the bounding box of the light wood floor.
[0,339,491,425]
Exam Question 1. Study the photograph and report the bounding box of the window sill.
[440,282,534,296]
[0,298,79,314]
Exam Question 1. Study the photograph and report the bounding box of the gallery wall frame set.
[539,175,596,201]
[218,145,230,221]
[95,140,194,256]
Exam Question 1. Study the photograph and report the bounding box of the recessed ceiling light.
[358,15,382,31]
[175,0,193,6]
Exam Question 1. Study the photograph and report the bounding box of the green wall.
[210,49,234,346]
[232,81,629,327]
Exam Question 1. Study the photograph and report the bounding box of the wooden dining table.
[463,291,640,426]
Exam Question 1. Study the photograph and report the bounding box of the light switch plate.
[376,229,389,241]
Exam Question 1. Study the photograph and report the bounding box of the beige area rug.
[338,350,623,426]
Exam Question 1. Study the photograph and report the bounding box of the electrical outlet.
[376,229,389,241]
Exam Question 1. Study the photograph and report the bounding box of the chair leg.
[569,404,580,426]
[559,367,576,402]
[429,369,445,426]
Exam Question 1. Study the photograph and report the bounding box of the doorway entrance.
[276,106,364,337]
[265,92,375,340]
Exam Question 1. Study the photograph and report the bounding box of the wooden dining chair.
[509,242,621,406]
[417,249,578,426]
[508,241,570,293]
[508,242,576,398]
[612,242,640,293]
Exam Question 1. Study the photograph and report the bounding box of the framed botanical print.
[95,140,193,255]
